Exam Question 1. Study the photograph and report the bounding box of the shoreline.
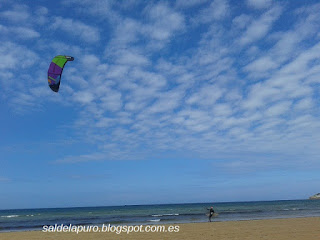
[1,199,318,232]
[1,217,319,240]
[2,215,320,233]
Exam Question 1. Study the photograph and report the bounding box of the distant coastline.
[309,193,320,200]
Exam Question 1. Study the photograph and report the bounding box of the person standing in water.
[207,206,215,222]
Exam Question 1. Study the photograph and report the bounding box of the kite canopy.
[47,55,74,92]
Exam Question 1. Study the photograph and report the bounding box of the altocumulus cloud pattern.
[1,0,320,172]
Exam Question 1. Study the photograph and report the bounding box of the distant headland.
[309,193,320,200]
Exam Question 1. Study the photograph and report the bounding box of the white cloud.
[81,54,100,69]
[244,56,277,78]
[64,0,115,18]
[51,17,100,43]
[177,109,213,132]
[278,42,320,76]
[143,3,185,41]
[111,18,143,46]
[242,83,281,110]
[115,49,150,66]
[186,84,224,107]
[239,5,282,45]
[35,6,48,15]
[0,50,16,70]
[34,6,49,25]
[73,91,95,104]
[0,4,29,22]
[246,0,272,9]
[175,0,208,8]
[213,104,233,116]
[232,14,252,29]
[100,90,122,112]
[194,0,229,24]
[54,153,106,163]
[0,42,38,70]
[147,89,184,114]
[0,25,40,39]
[265,101,291,116]
[294,98,313,111]
[13,27,40,39]
[0,3,49,28]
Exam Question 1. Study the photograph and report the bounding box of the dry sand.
[1,217,319,240]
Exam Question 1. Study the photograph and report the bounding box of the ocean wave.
[148,219,161,222]
[220,210,263,214]
[151,213,179,217]
[280,208,302,211]
[1,215,19,218]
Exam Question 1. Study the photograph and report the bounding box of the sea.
[1,200,320,232]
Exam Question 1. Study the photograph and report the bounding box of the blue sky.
[1,0,320,209]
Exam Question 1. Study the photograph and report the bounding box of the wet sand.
[1,217,319,240]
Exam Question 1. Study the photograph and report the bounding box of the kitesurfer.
[207,206,215,222]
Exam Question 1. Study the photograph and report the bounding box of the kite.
[47,55,74,92]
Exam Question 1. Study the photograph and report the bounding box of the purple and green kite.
[48,55,74,92]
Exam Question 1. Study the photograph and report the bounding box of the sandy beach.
[1,217,319,240]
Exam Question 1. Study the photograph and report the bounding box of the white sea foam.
[1,215,19,218]
[148,219,161,222]
[151,214,163,217]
